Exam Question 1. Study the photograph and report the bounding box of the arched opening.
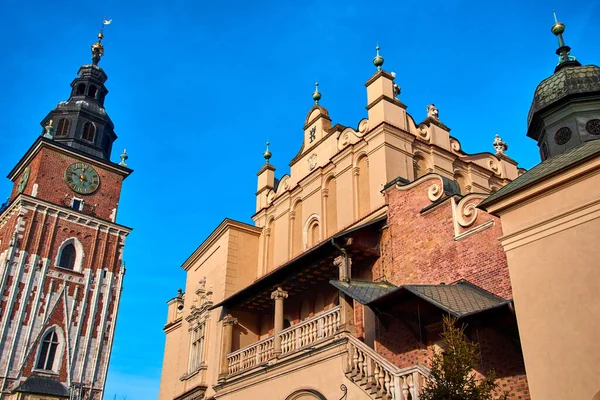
[266,218,275,272]
[82,122,96,142]
[292,200,303,256]
[76,83,86,95]
[413,154,428,180]
[357,155,370,218]
[325,177,337,237]
[285,389,327,400]
[303,215,321,250]
[88,85,98,99]
[309,221,320,248]
[58,244,76,270]
[55,238,84,272]
[36,329,60,371]
[56,118,70,137]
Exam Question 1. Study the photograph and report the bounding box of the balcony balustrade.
[226,306,341,375]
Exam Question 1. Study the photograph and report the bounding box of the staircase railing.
[345,335,429,400]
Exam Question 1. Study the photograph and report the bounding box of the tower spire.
[551,11,581,72]
[91,17,112,65]
[263,142,272,164]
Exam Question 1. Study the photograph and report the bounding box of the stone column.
[271,287,288,356]
[218,315,237,382]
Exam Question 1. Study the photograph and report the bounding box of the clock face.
[65,162,100,195]
[17,166,30,194]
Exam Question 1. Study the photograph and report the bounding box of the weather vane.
[91,16,113,65]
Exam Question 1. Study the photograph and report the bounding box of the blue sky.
[1,0,598,398]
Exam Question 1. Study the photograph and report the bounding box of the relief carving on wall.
[417,124,431,141]
[308,154,318,171]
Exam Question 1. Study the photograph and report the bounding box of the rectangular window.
[189,323,205,373]
[72,199,82,211]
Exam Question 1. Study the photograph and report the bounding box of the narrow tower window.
[36,330,59,370]
[83,122,96,142]
[56,118,70,137]
[88,85,98,99]
[58,243,76,270]
[76,83,86,95]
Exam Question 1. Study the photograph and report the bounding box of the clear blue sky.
[1,0,598,398]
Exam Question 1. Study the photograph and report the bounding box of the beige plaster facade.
[159,58,521,400]
[481,156,600,400]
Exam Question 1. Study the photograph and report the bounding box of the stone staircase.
[344,335,429,400]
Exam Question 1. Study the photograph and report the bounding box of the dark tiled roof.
[330,280,397,304]
[528,65,600,126]
[479,139,600,209]
[14,375,70,397]
[401,282,508,318]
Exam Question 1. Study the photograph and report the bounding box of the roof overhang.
[210,216,387,314]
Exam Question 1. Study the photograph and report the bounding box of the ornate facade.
[0,25,132,400]
[159,45,530,400]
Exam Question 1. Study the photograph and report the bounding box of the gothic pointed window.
[56,118,70,137]
[58,243,76,270]
[36,330,59,370]
[83,122,96,142]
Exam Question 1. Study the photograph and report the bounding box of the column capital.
[271,287,288,300]
[222,315,238,326]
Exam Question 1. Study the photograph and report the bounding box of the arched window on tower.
[76,83,86,96]
[58,243,76,270]
[56,118,70,137]
[36,330,59,371]
[88,85,98,99]
[82,122,96,142]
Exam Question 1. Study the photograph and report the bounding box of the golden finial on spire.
[91,17,112,65]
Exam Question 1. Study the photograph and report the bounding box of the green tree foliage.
[421,316,509,400]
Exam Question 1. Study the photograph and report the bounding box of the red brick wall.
[11,145,125,221]
[375,176,512,299]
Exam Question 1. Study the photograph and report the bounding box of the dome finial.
[312,82,322,105]
[373,44,384,71]
[119,148,129,167]
[263,142,272,164]
[91,17,112,65]
[43,119,55,139]
[550,11,580,71]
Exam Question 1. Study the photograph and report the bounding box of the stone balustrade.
[280,306,340,353]
[227,336,274,375]
[226,306,341,375]
[346,335,429,400]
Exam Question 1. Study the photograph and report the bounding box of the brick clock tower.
[0,26,132,400]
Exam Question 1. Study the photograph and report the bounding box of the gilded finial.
[373,45,384,71]
[91,17,112,65]
[550,11,579,70]
[119,148,128,167]
[264,142,272,164]
[312,82,322,105]
[43,119,55,139]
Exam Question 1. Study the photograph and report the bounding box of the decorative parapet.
[451,193,495,241]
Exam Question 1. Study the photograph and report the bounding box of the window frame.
[82,122,96,142]
[55,237,85,273]
[34,326,64,374]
